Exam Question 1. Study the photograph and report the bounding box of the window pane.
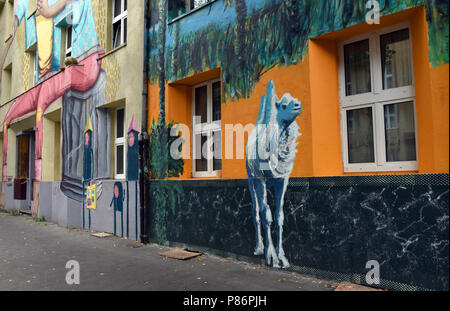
[116,109,124,138]
[113,21,121,49]
[191,0,209,10]
[116,145,124,175]
[344,39,371,96]
[347,108,375,164]
[194,134,208,172]
[384,101,416,162]
[114,0,122,17]
[169,0,187,20]
[381,29,412,89]
[123,18,127,44]
[212,81,221,122]
[195,86,208,124]
[66,26,72,50]
[213,131,222,171]
[124,0,127,11]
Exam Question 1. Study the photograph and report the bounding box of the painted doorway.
[15,131,35,212]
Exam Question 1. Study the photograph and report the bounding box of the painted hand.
[37,0,72,19]
[37,0,50,18]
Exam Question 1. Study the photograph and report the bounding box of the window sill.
[102,43,127,59]
[4,33,12,44]
[344,162,418,173]
[168,0,217,25]
[191,170,222,179]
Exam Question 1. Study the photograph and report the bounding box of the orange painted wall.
[148,83,160,127]
[167,84,193,179]
[148,6,449,180]
[429,64,449,173]
[220,59,313,179]
[409,6,449,174]
[411,6,436,173]
[308,39,342,177]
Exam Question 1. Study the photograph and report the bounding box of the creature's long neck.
[277,118,294,136]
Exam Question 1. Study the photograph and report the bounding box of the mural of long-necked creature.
[246,80,302,268]
[0,0,109,201]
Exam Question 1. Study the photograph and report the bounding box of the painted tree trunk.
[158,0,168,123]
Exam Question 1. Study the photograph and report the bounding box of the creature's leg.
[274,177,290,268]
[36,52,103,180]
[254,178,279,268]
[35,68,74,180]
[248,176,264,255]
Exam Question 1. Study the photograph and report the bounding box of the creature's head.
[114,182,123,200]
[128,131,135,148]
[275,94,302,127]
[114,185,119,199]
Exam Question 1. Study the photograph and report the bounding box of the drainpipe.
[139,0,150,244]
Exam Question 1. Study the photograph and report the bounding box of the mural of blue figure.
[82,117,94,229]
[83,117,94,182]
[111,181,125,237]
[126,115,140,240]
[127,115,140,181]
[246,80,302,268]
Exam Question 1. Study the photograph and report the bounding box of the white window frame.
[112,0,127,49]
[191,78,222,178]
[114,108,126,180]
[338,22,418,173]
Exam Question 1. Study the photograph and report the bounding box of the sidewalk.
[0,212,338,291]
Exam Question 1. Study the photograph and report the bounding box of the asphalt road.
[0,211,337,291]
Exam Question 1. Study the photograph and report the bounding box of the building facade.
[0,0,144,239]
[146,0,448,290]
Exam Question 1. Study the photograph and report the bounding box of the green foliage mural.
[149,120,184,244]
[149,0,448,103]
[424,0,449,66]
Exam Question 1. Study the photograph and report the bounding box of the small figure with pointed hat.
[111,181,125,237]
[83,116,94,182]
[127,115,140,181]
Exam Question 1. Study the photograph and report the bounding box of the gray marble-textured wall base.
[38,183,53,219]
[148,174,449,291]
[2,181,14,211]
[2,181,29,212]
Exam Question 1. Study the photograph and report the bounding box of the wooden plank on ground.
[91,232,113,238]
[159,248,202,261]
